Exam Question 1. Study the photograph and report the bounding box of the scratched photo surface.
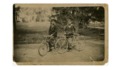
[13,4,108,65]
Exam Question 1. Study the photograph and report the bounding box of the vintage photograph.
[13,4,108,65]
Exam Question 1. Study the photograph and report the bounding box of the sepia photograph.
[13,4,108,65]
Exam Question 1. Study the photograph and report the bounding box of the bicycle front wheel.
[38,43,49,56]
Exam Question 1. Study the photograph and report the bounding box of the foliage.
[51,7,104,30]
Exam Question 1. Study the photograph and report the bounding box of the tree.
[52,6,104,32]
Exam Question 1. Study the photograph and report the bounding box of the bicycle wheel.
[38,43,49,56]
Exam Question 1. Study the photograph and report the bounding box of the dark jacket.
[49,24,57,37]
[64,24,75,35]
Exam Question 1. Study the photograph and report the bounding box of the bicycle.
[57,33,81,53]
[38,34,81,56]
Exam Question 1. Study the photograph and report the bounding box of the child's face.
[68,21,71,25]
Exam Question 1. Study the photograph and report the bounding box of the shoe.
[49,49,52,52]
[67,48,72,52]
